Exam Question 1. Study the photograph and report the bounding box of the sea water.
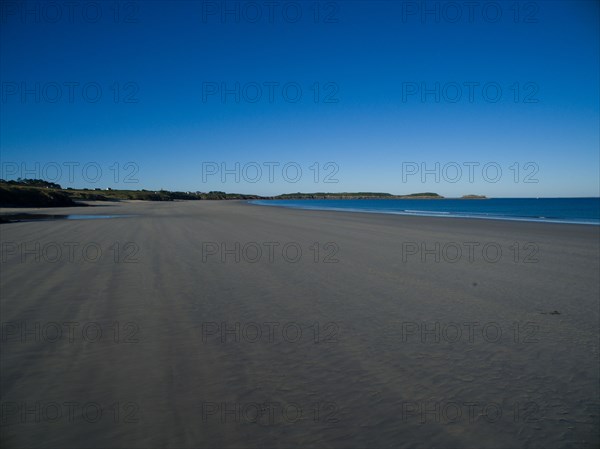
[250,198,600,225]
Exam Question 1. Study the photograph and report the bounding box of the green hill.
[0,179,446,207]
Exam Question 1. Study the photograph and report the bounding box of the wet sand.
[1,200,598,448]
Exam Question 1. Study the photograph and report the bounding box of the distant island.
[461,194,488,199]
[0,179,485,207]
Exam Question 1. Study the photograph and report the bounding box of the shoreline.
[2,198,599,227]
[248,199,600,227]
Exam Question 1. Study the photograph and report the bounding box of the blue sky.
[1,0,598,197]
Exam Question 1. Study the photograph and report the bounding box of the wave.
[402,210,451,215]
[249,200,600,225]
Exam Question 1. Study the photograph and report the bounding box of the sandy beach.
[1,200,598,448]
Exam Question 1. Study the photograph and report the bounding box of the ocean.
[250,198,600,225]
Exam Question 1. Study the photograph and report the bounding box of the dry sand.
[1,200,598,448]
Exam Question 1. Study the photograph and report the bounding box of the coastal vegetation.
[0,180,262,206]
[1,179,482,207]
[0,182,77,207]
